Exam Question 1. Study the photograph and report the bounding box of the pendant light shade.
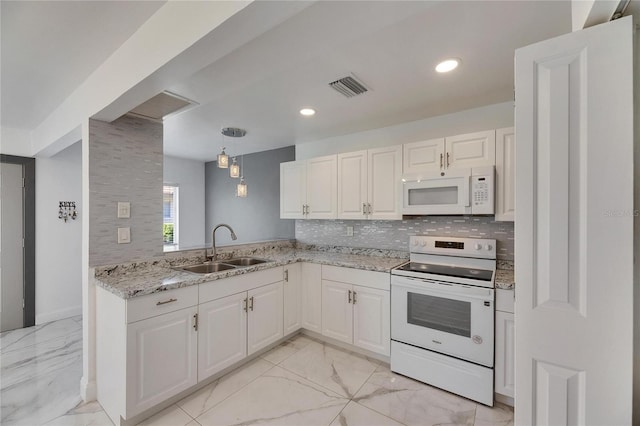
[217,147,229,168]
[229,157,240,178]
[236,177,247,198]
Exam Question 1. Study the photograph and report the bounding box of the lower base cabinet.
[495,288,515,402]
[247,282,284,355]
[320,266,390,356]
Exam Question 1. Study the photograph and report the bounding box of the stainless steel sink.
[223,257,268,266]
[180,262,236,274]
[177,257,269,274]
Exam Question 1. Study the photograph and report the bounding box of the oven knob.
[485,244,493,251]
[475,243,482,250]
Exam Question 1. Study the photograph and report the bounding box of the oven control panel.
[410,236,496,259]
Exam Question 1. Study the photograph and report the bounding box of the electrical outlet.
[346,226,354,237]
[117,227,131,244]
[117,202,131,218]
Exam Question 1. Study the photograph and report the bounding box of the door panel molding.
[0,155,35,328]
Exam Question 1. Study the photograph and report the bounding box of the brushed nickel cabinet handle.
[243,298,248,312]
[156,298,177,306]
[367,203,372,215]
[363,203,367,215]
[353,291,357,304]
[284,269,289,282]
[193,313,198,331]
[249,296,254,311]
[348,290,352,304]
[440,153,443,169]
[446,152,450,168]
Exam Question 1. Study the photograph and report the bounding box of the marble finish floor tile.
[279,341,380,398]
[260,334,314,365]
[329,401,403,426]
[177,358,274,418]
[136,404,193,426]
[0,318,81,354]
[474,402,514,426]
[195,365,349,426]
[44,401,113,426]
[353,364,477,426]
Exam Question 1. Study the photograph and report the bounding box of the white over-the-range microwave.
[402,166,495,215]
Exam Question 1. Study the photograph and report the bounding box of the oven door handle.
[392,277,493,301]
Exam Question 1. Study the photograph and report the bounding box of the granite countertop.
[495,260,515,290]
[94,246,408,299]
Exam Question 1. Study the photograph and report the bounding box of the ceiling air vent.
[128,91,198,122]
[328,75,369,98]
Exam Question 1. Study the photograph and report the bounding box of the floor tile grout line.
[176,403,196,421]
[350,400,409,426]
[267,362,347,400]
[325,400,350,426]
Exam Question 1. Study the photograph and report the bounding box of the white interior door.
[1,163,24,332]
[515,16,634,426]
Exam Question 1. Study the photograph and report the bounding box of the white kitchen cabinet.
[321,280,353,344]
[352,285,390,356]
[198,292,247,382]
[283,263,302,335]
[495,287,515,403]
[402,130,496,176]
[126,306,198,417]
[495,127,515,222]
[337,146,402,220]
[280,155,337,219]
[247,281,284,355]
[320,266,391,356]
[280,161,306,219]
[301,262,322,333]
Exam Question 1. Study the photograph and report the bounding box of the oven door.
[391,275,494,367]
[402,174,471,215]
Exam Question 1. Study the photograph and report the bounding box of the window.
[163,185,178,249]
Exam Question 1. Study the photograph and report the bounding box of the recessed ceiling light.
[435,58,460,73]
[300,108,316,116]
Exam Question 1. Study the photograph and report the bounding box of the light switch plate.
[117,202,131,218]
[117,227,131,244]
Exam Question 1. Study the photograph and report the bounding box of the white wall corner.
[0,127,33,157]
[572,0,621,31]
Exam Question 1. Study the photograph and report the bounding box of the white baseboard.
[81,376,97,402]
[36,305,82,325]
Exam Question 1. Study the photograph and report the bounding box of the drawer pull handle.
[249,296,254,311]
[353,291,357,304]
[156,298,177,306]
[348,290,352,304]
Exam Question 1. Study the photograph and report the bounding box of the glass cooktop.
[395,262,494,281]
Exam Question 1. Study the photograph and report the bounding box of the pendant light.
[236,155,247,197]
[217,147,229,168]
[229,157,240,178]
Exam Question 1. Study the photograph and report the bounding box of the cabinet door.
[301,263,322,333]
[247,282,284,355]
[402,138,445,175]
[280,161,306,219]
[445,130,496,169]
[126,307,198,417]
[306,155,337,219]
[495,311,515,399]
[321,280,353,345]
[337,151,368,220]
[198,292,247,382]
[368,146,402,220]
[283,263,302,335]
[352,285,390,356]
[495,127,515,222]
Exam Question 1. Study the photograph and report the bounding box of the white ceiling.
[0,0,165,129]
[162,0,572,161]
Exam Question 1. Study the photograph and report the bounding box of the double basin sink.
[177,257,269,274]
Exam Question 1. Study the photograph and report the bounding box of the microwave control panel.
[471,172,494,215]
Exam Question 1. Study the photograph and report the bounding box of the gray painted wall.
[89,116,163,266]
[205,146,295,245]
[296,216,515,260]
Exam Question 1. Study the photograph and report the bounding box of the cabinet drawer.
[322,265,390,291]
[496,288,514,313]
[126,286,198,323]
[199,267,284,304]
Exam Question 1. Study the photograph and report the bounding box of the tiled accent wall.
[296,216,515,260]
[89,116,163,266]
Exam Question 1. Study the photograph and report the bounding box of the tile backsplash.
[295,216,514,260]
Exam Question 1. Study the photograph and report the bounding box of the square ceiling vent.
[128,91,198,121]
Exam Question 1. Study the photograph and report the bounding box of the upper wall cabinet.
[337,146,402,220]
[403,130,496,176]
[280,155,337,219]
[495,127,515,222]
